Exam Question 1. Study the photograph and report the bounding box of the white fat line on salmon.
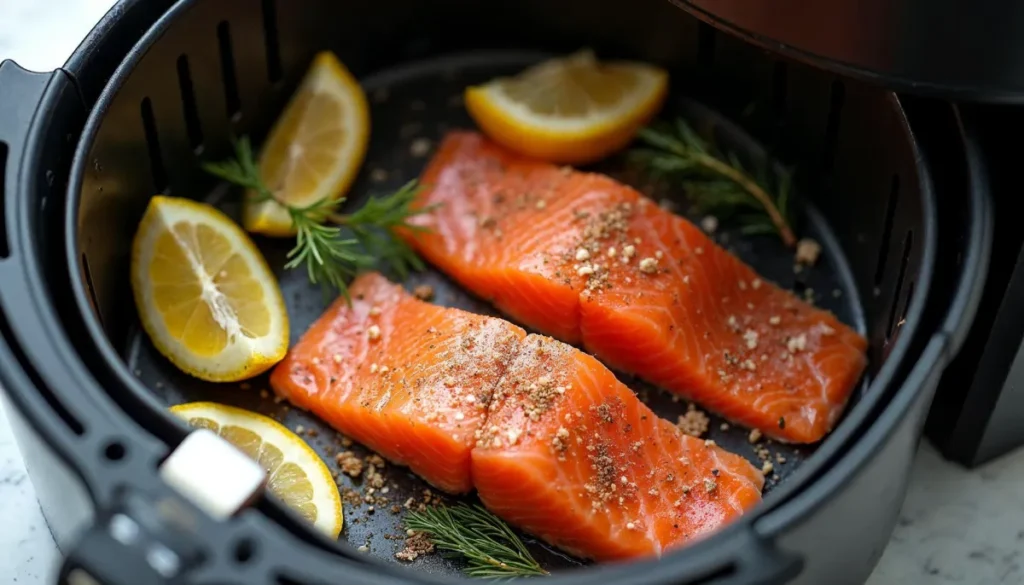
[375,389,392,411]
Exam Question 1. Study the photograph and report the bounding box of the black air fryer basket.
[0,0,990,584]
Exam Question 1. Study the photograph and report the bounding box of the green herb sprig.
[630,118,796,246]
[404,504,548,579]
[202,136,434,300]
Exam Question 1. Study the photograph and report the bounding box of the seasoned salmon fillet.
[403,131,868,443]
[270,272,524,493]
[270,273,763,560]
[474,335,764,561]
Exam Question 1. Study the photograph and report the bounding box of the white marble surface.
[0,399,61,584]
[2,2,1024,584]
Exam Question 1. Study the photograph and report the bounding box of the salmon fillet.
[403,131,868,443]
[270,272,764,560]
[474,334,764,560]
[270,272,524,493]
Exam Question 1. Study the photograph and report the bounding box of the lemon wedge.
[244,50,370,236]
[169,402,343,538]
[131,196,289,382]
[465,49,668,165]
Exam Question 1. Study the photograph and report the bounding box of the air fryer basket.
[71,0,931,573]
[0,0,990,583]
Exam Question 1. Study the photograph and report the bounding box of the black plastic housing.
[0,0,992,583]
[924,104,1024,468]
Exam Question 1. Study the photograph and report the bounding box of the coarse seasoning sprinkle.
[795,238,822,265]
[395,531,435,562]
[786,334,807,353]
[336,451,364,477]
[412,285,434,301]
[677,403,710,437]
[638,257,659,274]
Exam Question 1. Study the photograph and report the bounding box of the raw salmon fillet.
[403,131,868,443]
[474,334,764,560]
[270,272,524,493]
[270,272,764,560]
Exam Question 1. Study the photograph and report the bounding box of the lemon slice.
[131,196,289,382]
[169,402,343,538]
[465,49,668,165]
[245,50,370,236]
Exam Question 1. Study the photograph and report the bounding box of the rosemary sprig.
[404,504,548,579]
[630,118,796,246]
[202,136,433,300]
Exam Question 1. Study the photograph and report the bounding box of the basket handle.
[56,490,208,585]
[0,60,53,264]
[0,60,84,268]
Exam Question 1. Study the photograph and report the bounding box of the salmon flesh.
[402,131,869,444]
[270,272,764,561]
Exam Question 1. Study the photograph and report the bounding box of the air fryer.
[0,0,990,584]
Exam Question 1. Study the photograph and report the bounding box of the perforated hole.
[887,230,914,337]
[104,441,126,461]
[217,21,242,121]
[140,98,167,192]
[176,55,204,153]
[261,0,283,83]
[234,538,256,563]
[821,79,845,171]
[899,280,916,329]
[874,174,901,286]
[0,141,8,258]
[81,254,103,327]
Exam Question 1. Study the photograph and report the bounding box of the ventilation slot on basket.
[821,80,845,172]
[0,308,85,435]
[887,230,914,338]
[261,0,283,83]
[0,141,8,258]
[874,174,900,286]
[176,55,204,153]
[898,280,915,332]
[140,98,168,192]
[217,21,242,121]
[81,254,103,328]
[772,61,788,114]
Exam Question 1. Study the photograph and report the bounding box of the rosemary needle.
[202,136,434,300]
[630,118,796,246]
[404,504,548,579]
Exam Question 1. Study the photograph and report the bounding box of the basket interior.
[67,0,928,575]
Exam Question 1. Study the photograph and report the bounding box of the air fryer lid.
[673,0,1024,103]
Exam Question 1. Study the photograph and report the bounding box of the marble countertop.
[2,2,1023,584]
